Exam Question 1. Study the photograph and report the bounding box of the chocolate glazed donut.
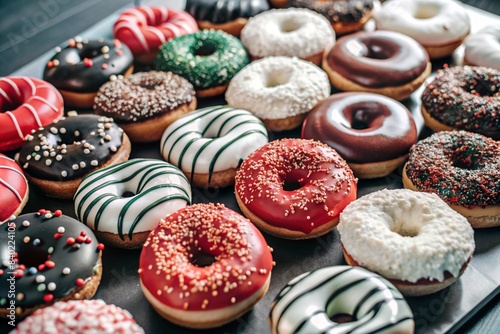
[302,92,417,179]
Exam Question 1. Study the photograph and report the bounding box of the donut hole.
[365,44,392,60]
[265,71,291,88]
[414,4,440,19]
[280,19,302,33]
[344,102,390,130]
[451,149,478,170]
[1,96,22,112]
[282,172,305,191]
[330,313,355,323]
[462,82,498,97]
[348,39,395,60]
[57,132,84,145]
[190,249,216,267]
[81,47,101,59]
[17,244,49,268]
[121,190,136,198]
[193,44,217,57]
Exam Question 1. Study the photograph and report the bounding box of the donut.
[226,57,330,131]
[269,266,414,334]
[0,154,28,223]
[337,189,475,296]
[421,66,500,139]
[11,300,144,334]
[160,106,268,189]
[74,158,191,249]
[240,8,335,66]
[464,25,500,70]
[235,138,357,239]
[139,203,273,329]
[323,30,431,101]
[288,0,374,35]
[0,210,104,319]
[113,6,198,64]
[93,71,197,142]
[374,0,470,59]
[16,115,131,199]
[403,131,500,228]
[0,76,63,152]
[185,0,270,36]
[302,92,417,179]
[43,38,134,109]
[156,29,249,98]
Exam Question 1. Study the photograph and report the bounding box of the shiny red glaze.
[0,154,28,222]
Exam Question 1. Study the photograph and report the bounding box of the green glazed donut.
[155,29,249,97]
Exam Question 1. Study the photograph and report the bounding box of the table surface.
[1,1,500,334]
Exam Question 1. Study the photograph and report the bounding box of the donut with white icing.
[74,158,191,248]
[338,189,475,296]
[240,8,335,66]
[160,106,268,188]
[374,0,470,58]
[464,25,500,70]
[225,56,330,131]
[270,266,414,334]
[0,154,28,222]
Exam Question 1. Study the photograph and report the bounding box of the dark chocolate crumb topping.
[290,0,374,23]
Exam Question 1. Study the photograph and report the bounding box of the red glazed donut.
[113,6,198,64]
[235,138,357,239]
[0,154,28,222]
[139,203,273,329]
[0,76,63,152]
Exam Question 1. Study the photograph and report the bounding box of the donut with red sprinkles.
[139,203,273,329]
[421,65,500,140]
[235,138,357,239]
[0,210,103,319]
[11,299,144,334]
[403,130,500,228]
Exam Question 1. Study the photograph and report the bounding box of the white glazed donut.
[337,189,475,296]
[464,25,500,70]
[160,105,268,188]
[240,8,335,66]
[269,266,414,334]
[374,0,470,58]
[74,158,191,248]
[225,56,330,131]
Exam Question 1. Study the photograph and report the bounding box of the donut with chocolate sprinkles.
[94,71,197,142]
[0,210,104,319]
[139,203,273,329]
[16,114,131,199]
[403,130,500,228]
[421,65,500,140]
[235,138,357,239]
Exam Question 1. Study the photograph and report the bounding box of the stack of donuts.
[3,0,500,332]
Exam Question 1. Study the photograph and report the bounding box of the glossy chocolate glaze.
[43,39,133,92]
[0,211,101,309]
[326,31,429,88]
[302,92,417,163]
[290,0,373,24]
[185,0,270,24]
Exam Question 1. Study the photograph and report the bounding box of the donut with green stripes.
[74,158,191,248]
[160,105,268,188]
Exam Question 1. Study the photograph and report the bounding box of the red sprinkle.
[80,231,87,237]
[97,243,105,251]
[76,236,85,243]
[0,269,3,275]
[68,39,76,47]
[13,269,24,278]
[43,294,54,303]
[18,264,26,270]
[54,210,62,217]
[47,61,54,68]
[114,39,122,48]
[116,49,123,56]
[54,233,63,239]
[67,237,76,245]
[38,264,45,271]
[76,278,85,287]
[84,58,93,67]
[38,209,47,215]
[101,63,108,69]
[45,261,55,269]
[85,237,92,244]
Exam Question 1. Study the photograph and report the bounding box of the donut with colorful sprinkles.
[139,203,273,329]
[16,114,131,199]
[403,130,500,228]
[0,210,104,319]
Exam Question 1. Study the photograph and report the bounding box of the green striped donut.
[74,158,191,246]
[155,29,249,91]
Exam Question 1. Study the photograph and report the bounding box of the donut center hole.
[280,20,301,33]
[365,44,391,59]
[282,173,304,191]
[451,148,478,170]
[397,226,420,238]
[351,109,371,129]
[265,71,291,88]
[330,313,355,324]
[190,249,216,267]
[194,44,216,57]
[58,132,84,145]
[414,4,440,19]
[0,98,22,112]
[17,244,49,268]
[121,191,136,198]
[464,82,498,97]
[81,48,101,59]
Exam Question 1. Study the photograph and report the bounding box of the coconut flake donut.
[160,106,268,188]
[0,76,63,152]
[235,138,357,239]
[338,189,475,296]
[113,6,198,64]
[374,0,470,59]
[464,26,500,70]
[11,300,144,334]
[74,158,191,249]
[270,266,414,334]
[0,154,28,223]
[403,131,500,228]
[240,8,335,66]
[226,57,330,131]
[139,203,273,329]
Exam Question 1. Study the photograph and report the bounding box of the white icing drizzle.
[24,104,43,127]
[29,95,60,112]
[374,0,470,46]
[241,8,335,59]
[0,77,22,97]
[21,76,37,96]
[0,87,13,104]
[226,56,330,120]
[5,111,24,139]
[464,25,500,70]
[160,106,268,177]
[0,178,22,202]
[338,189,475,283]
[74,159,191,238]
[269,266,414,334]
